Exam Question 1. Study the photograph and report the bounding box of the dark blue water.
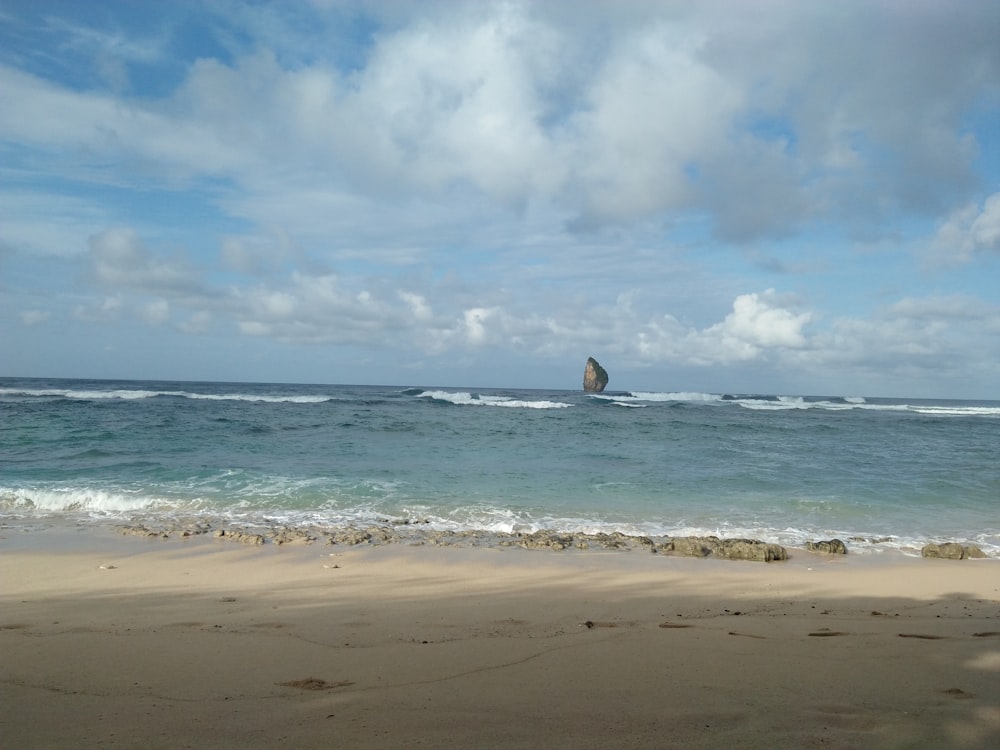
[1,378,997,554]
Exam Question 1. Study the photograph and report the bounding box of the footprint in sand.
[277,678,354,690]
[941,688,973,698]
[584,620,638,629]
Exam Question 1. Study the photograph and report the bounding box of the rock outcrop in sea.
[583,356,609,392]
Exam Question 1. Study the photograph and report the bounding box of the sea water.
[1,377,998,555]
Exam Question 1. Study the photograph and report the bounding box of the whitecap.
[416,391,572,409]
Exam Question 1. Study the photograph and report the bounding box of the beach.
[2,525,998,749]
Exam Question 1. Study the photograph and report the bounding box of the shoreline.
[3,520,999,748]
[2,513,994,562]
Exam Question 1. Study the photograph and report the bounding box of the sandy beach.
[2,526,998,749]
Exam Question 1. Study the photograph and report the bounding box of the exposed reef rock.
[921,542,987,560]
[117,522,788,561]
[121,521,991,563]
[583,356,609,392]
[806,539,848,554]
[659,536,789,562]
[212,529,265,545]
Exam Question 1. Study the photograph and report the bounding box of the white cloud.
[220,232,295,275]
[621,291,811,367]
[462,307,496,345]
[88,228,199,293]
[787,295,1000,388]
[887,295,992,321]
[74,295,123,323]
[0,189,107,257]
[4,1,996,243]
[143,299,170,325]
[232,272,401,345]
[930,192,1000,265]
[567,21,739,224]
[2,1,998,396]
[399,291,433,322]
[347,6,566,202]
[709,290,810,350]
[19,309,50,325]
[179,311,212,334]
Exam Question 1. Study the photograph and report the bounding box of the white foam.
[183,392,334,403]
[417,391,572,409]
[0,387,334,403]
[627,391,724,402]
[0,387,164,400]
[5,487,997,557]
[906,405,1000,417]
[0,487,180,514]
[737,396,809,410]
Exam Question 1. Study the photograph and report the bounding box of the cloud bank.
[1,0,998,397]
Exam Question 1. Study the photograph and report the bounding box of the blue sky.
[1,0,998,398]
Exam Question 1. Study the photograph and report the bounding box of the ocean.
[1,377,998,556]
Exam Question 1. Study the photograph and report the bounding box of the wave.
[4,486,996,557]
[604,390,999,417]
[0,486,181,514]
[415,390,572,409]
[631,391,723,402]
[736,399,1000,416]
[0,387,335,404]
[904,405,1000,417]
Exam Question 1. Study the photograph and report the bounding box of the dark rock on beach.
[327,526,399,545]
[119,524,169,539]
[213,529,265,545]
[921,542,987,560]
[510,531,579,551]
[659,536,788,562]
[583,356,609,392]
[806,539,848,554]
[662,537,714,557]
[271,527,318,545]
[118,520,794,561]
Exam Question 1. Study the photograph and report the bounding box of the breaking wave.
[0,387,335,404]
[415,390,572,409]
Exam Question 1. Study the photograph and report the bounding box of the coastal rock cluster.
[662,536,788,562]
[116,522,989,561]
[115,522,879,562]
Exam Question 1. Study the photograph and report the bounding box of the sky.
[1,0,999,398]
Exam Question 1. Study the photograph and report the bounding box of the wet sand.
[2,525,999,749]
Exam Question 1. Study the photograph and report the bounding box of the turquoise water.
[1,378,998,554]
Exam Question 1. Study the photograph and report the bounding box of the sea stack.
[583,357,609,392]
